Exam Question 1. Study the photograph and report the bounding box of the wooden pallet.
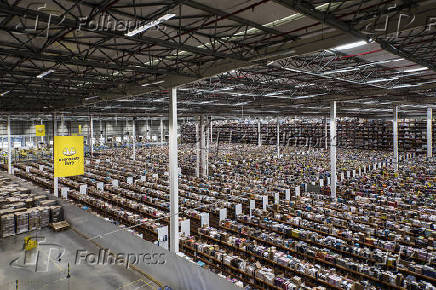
[49,221,70,232]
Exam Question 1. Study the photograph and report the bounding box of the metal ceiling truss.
[0,0,434,118]
[273,0,436,70]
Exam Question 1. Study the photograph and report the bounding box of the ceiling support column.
[169,87,179,253]
[132,118,136,161]
[206,117,210,177]
[90,115,94,158]
[427,108,433,158]
[61,115,65,137]
[99,118,103,144]
[160,118,164,146]
[7,116,12,175]
[330,101,337,200]
[324,116,328,150]
[196,121,200,178]
[40,119,44,145]
[104,120,107,143]
[210,117,213,147]
[276,117,280,158]
[393,106,399,172]
[200,115,207,177]
[145,118,150,142]
[30,120,34,147]
[53,113,58,197]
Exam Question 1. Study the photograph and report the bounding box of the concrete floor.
[0,228,158,290]
[0,172,159,290]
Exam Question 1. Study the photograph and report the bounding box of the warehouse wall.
[0,119,168,146]
[181,120,436,154]
[0,119,168,139]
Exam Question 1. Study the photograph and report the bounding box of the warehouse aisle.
[0,171,160,290]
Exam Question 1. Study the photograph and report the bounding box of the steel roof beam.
[178,0,297,42]
[0,2,246,61]
[273,0,436,72]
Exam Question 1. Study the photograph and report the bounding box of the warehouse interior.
[0,0,435,289]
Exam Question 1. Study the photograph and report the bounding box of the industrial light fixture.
[333,40,367,50]
[295,83,315,88]
[293,93,326,99]
[323,67,359,75]
[0,90,10,96]
[125,14,176,37]
[366,77,398,84]
[84,96,99,101]
[36,69,54,79]
[141,80,164,87]
[392,79,436,89]
[404,67,428,73]
[283,67,301,73]
[233,102,250,106]
[265,92,282,96]
[152,97,167,102]
[219,86,235,91]
[391,84,417,89]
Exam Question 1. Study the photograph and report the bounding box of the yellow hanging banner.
[35,125,45,136]
[54,136,84,177]
[78,125,82,134]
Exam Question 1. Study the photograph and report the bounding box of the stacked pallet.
[0,214,15,238]
[15,212,28,234]
[27,208,40,231]
[0,177,64,238]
